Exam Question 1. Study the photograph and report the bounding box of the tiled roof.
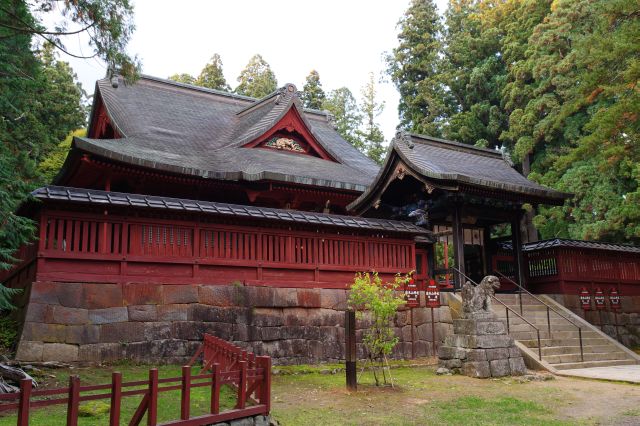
[349,132,570,211]
[67,76,378,192]
[498,239,640,254]
[33,186,429,235]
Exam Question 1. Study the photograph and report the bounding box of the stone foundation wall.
[16,281,454,364]
[548,294,640,348]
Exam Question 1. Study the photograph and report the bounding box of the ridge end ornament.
[395,130,414,149]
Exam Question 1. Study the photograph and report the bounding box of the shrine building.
[3,75,639,364]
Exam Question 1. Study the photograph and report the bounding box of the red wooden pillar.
[67,375,80,426]
[180,366,191,420]
[258,356,271,413]
[148,369,158,426]
[110,372,122,426]
[236,360,247,409]
[210,363,221,414]
[17,378,32,426]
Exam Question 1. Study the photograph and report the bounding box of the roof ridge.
[236,84,297,117]
[134,74,257,102]
[406,132,503,158]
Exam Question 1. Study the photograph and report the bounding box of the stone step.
[541,345,617,356]
[550,359,638,370]
[509,330,600,340]
[542,351,631,364]
[505,323,583,333]
[519,337,610,348]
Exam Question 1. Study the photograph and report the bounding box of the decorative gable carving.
[265,136,305,153]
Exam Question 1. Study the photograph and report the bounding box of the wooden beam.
[511,211,526,289]
[451,202,465,289]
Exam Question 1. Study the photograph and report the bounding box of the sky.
[55,0,449,141]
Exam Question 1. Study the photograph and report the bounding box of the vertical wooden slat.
[17,378,32,426]
[210,363,221,414]
[147,368,158,426]
[236,360,247,409]
[55,218,64,251]
[109,372,122,426]
[180,365,191,420]
[72,220,80,252]
[258,356,271,414]
[89,221,98,253]
[66,375,80,426]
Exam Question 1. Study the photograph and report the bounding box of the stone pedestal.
[438,315,526,378]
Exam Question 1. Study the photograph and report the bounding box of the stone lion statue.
[461,275,501,317]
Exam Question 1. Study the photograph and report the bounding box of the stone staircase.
[493,294,639,371]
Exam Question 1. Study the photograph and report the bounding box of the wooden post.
[17,378,32,426]
[452,203,465,290]
[109,372,122,426]
[410,308,415,359]
[236,360,247,409]
[67,375,80,426]
[345,309,357,391]
[511,211,526,289]
[180,366,191,420]
[211,363,221,414]
[148,369,158,426]
[257,356,271,414]
[431,307,437,355]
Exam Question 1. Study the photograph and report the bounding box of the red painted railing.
[0,336,271,426]
[35,209,416,287]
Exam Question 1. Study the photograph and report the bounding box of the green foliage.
[235,54,277,98]
[322,87,364,152]
[347,272,408,386]
[0,316,19,349]
[78,401,110,417]
[358,72,386,164]
[39,129,86,182]
[301,70,326,110]
[195,53,230,91]
[386,0,447,136]
[168,73,196,85]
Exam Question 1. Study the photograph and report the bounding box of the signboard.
[405,277,420,308]
[426,279,440,308]
[579,287,591,310]
[609,288,621,311]
[594,287,606,310]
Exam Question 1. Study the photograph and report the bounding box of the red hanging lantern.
[426,279,440,308]
[609,288,621,311]
[405,275,419,308]
[594,287,606,310]
[579,287,591,311]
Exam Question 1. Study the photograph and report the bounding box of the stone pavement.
[558,364,640,383]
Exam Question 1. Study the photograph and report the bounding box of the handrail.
[451,267,542,360]
[493,270,584,362]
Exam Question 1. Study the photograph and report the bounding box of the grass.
[1,361,639,425]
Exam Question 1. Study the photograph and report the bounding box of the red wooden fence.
[34,209,416,287]
[0,335,271,426]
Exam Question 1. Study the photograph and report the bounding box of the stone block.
[78,344,103,362]
[65,325,100,344]
[320,289,347,309]
[462,361,491,378]
[230,417,254,426]
[509,347,522,358]
[441,358,462,369]
[22,322,66,343]
[198,285,240,307]
[454,319,506,336]
[297,288,321,308]
[308,340,323,359]
[401,325,412,341]
[24,303,53,323]
[163,285,198,304]
[128,305,157,322]
[438,346,467,360]
[466,349,487,362]
[251,308,284,326]
[319,326,339,342]
[89,307,128,324]
[489,359,511,377]
[52,306,88,325]
[317,309,342,327]
[157,304,189,321]
[395,310,409,327]
[100,343,126,362]
[42,343,78,362]
[54,282,84,308]
[142,322,172,341]
[29,281,59,305]
[15,341,43,361]
[123,283,162,305]
[244,286,274,307]
[261,327,282,341]
[234,324,249,341]
[414,340,432,357]
[469,335,514,349]
[435,323,453,342]
[485,348,510,361]
[200,322,233,341]
[272,288,298,307]
[83,284,123,309]
[171,321,202,340]
[255,415,269,426]
[412,308,432,325]
[100,322,145,343]
[416,323,433,341]
[509,357,527,375]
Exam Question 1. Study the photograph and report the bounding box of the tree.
[0,0,139,79]
[235,54,277,98]
[39,129,87,182]
[168,73,196,85]
[348,272,408,386]
[195,53,230,91]
[386,0,447,136]
[301,70,326,110]
[322,87,364,152]
[358,72,386,164]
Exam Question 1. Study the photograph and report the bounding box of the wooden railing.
[36,210,416,287]
[0,336,270,426]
